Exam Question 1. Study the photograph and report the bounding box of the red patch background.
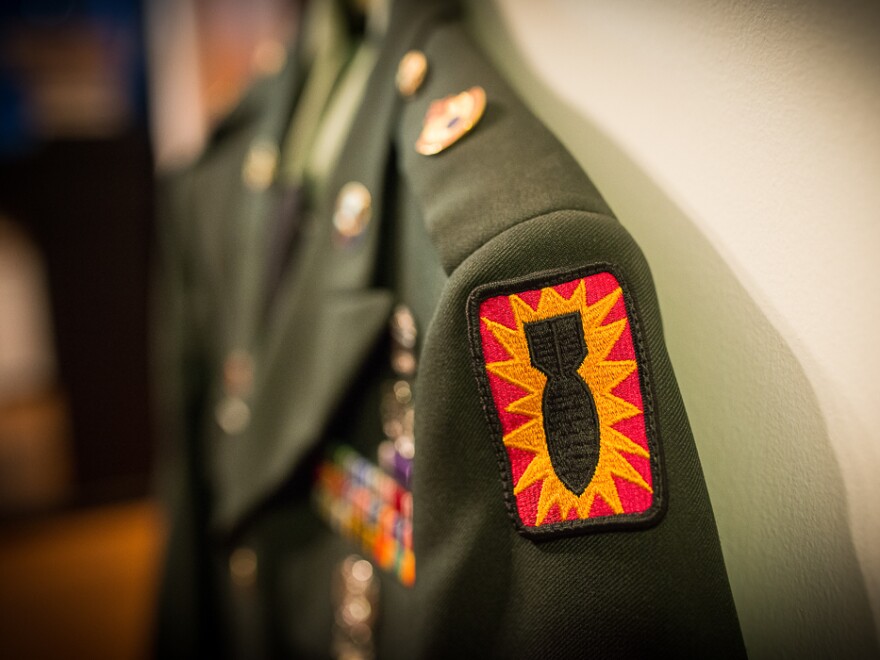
[479,272,653,527]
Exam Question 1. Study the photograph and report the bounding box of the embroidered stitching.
[467,263,666,539]
[525,311,602,496]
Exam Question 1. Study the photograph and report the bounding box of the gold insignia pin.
[333,181,372,244]
[396,50,428,97]
[415,86,487,156]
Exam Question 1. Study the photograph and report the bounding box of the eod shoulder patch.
[467,265,665,539]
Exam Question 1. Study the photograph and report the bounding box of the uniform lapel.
[227,54,307,357]
[212,0,457,534]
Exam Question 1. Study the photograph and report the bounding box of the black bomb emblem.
[525,312,600,495]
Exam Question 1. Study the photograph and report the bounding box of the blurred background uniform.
[1,0,878,658]
[154,0,744,657]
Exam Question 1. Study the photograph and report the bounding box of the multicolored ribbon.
[313,446,415,586]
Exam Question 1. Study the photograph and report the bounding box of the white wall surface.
[467,0,880,656]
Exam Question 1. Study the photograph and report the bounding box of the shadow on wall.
[466,2,879,657]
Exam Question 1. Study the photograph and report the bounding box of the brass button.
[224,349,255,398]
[251,39,287,77]
[391,350,416,376]
[341,596,372,625]
[242,140,279,191]
[390,305,417,348]
[349,558,374,584]
[340,555,375,594]
[333,555,378,659]
[215,396,251,435]
[389,305,417,376]
[393,380,412,404]
[396,50,428,97]
[395,434,415,460]
[415,86,487,156]
[229,547,258,588]
[333,182,372,244]
[381,381,414,441]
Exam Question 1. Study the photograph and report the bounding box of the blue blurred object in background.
[0,0,148,157]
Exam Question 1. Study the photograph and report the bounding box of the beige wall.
[467,0,880,656]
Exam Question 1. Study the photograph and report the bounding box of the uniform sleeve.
[411,209,746,658]
[391,18,746,658]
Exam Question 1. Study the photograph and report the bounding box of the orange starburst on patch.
[479,274,655,528]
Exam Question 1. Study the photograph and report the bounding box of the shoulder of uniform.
[396,20,615,274]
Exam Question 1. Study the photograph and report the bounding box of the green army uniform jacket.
[154,0,746,657]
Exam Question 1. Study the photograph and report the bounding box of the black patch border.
[466,262,667,540]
